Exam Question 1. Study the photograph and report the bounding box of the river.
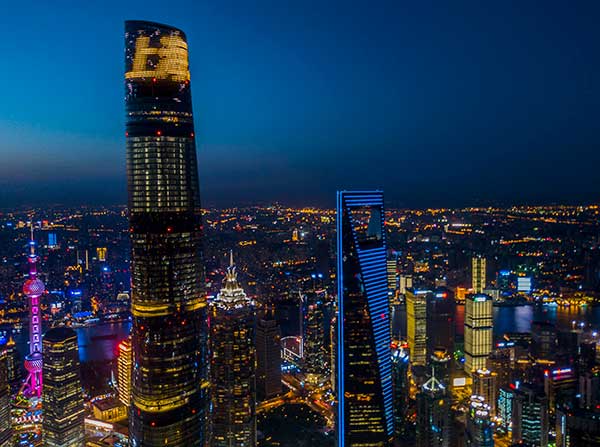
[11,305,600,365]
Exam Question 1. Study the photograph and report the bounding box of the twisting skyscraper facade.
[336,191,394,447]
[210,252,256,447]
[125,20,208,446]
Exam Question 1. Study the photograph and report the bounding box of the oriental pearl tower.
[21,224,44,398]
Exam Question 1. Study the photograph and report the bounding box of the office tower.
[391,347,411,441]
[125,20,208,446]
[42,327,85,447]
[497,387,514,430]
[517,276,532,293]
[303,289,327,382]
[472,369,498,416]
[256,307,282,401]
[387,257,398,296]
[579,367,600,409]
[22,225,44,398]
[96,247,107,262]
[3,337,18,386]
[315,239,331,277]
[406,289,429,367]
[430,348,452,386]
[496,270,511,291]
[117,337,132,407]
[556,406,600,447]
[427,287,455,357]
[0,350,12,447]
[544,367,577,416]
[512,385,549,447]
[532,321,557,362]
[399,275,413,295]
[465,396,494,447]
[210,252,256,447]
[472,257,486,293]
[336,191,394,446]
[416,371,452,447]
[48,232,58,248]
[464,294,493,375]
[486,341,515,390]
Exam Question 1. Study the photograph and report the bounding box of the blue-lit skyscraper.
[336,191,393,446]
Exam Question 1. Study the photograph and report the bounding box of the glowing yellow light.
[126,35,190,82]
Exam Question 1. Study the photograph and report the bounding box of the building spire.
[215,250,251,308]
[21,220,44,398]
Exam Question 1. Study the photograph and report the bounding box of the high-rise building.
[256,307,282,401]
[497,387,514,430]
[0,350,12,447]
[117,337,132,407]
[336,191,394,446]
[22,226,44,398]
[406,289,429,368]
[427,287,455,357]
[465,395,494,447]
[96,247,107,262]
[532,321,557,362]
[210,252,256,447]
[472,257,486,293]
[430,348,452,386]
[486,342,515,390]
[125,20,208,446]
[1,337,18,388]
[472,369,498,416]
[399,275,413,295]
[556,406,600,447]
[48,232,58,248]
[544,367,577,416]
[387,257,398,297]
[416,370,452,447]
[464,294,493,375]
[303,289,327,382]
[42,327,85,447]
[579,367,600,409]
[512,385,549,447]
[391,346,411,441]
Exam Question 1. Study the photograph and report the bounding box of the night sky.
[1,0,599,208]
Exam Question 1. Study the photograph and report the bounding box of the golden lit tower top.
[472,256,486,294]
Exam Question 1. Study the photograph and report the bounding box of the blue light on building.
[336,190,393,446]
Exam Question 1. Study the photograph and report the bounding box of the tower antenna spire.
[20,219,44,398]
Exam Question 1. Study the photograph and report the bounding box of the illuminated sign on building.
[125,35,190,82]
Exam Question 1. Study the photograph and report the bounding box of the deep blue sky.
[1,0,599,208]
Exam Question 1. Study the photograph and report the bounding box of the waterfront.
[8,304,600,366]
[14,321,132,364]
[393,303,600,340]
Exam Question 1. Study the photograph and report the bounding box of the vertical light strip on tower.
[336,191,393,447]
[22,224,44,398]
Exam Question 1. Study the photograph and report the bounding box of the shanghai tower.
[125,21,208,446]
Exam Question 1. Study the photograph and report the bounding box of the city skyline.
[0,3,600,446]
[2,0,600,208]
